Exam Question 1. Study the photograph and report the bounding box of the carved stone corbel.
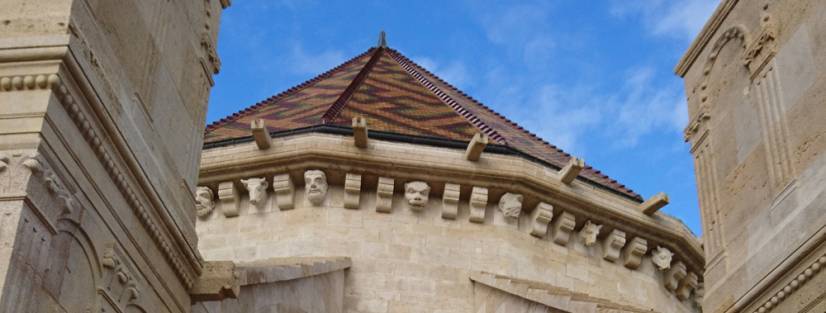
[272,174,294,210]
[558,157,584,184]
[530,202,553,238]
[218,181,240,217]
[676,272,698,301]
[664,261,688,292]
[469,187,488,223]
[653,246,675,271]
[240,177,268,210]
[602,229,627,262]
[376,177,394,213]
[352,116,368,148]
[442,183,460,220]
[551,212,575,246]
[623,237,648,269]
[344,173,362,209]
[195,186,215,218]
[250,119,271,150]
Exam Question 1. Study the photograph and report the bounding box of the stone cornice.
[199,132,704,276]
[674,0,740,77]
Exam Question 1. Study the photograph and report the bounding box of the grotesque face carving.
[653,246,674,271]
[404,181,430,210]
[241,177,268,209]
[579,220,603,246]
[304,170,328,206]
[195,186,215,218]
[498,193,523,219]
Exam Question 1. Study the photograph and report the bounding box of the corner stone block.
[376,177,394,213]
[676,272,698,301]
[344,173,362,209]
[218,181,240,217]
[664,261,688,292]
[622,237,648,270]
[551,212,575,246]
[442,183,461,220]
[272,174,294,210]
[602,229,627,262]
[530,202,553,238]
[469,186,488,223]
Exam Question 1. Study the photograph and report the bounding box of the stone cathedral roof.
[204,44,643,201]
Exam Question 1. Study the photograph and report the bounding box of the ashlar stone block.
[622,237,648,270]
[218,181,240,218]
[376,177,394,213]
[344,173,362,210]
[442,183,460,220]
[469,186,488,223]
[602,229,627,262]
[272,174,294,210]
[530,202,553,238]
[551,212,575,246]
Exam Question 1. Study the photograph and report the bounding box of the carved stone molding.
[272,174,294,210]
[344,173,362,210]
[744,7,778,79]
[101,243,142,308]
[375,177,394,213]
[623,237,648,270]
[750,253,826,313]
[551,212,575,246]
[442,183,460,220]
[49,74,198,287]
[602,229,627,263]
[530,202,553,238]
[468,187,488,223]
[0,74,59,92]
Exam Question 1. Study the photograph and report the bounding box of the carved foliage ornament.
[405,181,430,211]
[304,170,328,206]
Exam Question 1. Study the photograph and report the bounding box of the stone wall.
[0,0,227,312]
[196,134,702,313]
[677,0,826,312]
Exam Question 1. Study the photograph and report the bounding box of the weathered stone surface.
[191,261,240,302]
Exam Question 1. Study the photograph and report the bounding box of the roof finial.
[377,30,387,48]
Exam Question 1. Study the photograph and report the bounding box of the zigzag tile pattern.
[330,52,477,140]
[204,47,641,201]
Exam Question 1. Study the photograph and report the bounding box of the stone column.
[0,0,229,312]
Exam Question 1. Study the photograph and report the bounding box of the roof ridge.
[204,48,377,133]
[321,48,384,123]
[386,49,507,145]
[386,48,640,200]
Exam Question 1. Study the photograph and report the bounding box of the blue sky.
[207,0,720,235]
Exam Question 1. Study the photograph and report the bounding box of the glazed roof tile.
[205,47,642,201]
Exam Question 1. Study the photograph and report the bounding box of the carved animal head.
[404,181,430,210]
[498,193,523,219]
[579,220,603,246]
[241,177,268,208]
[304,170,328,205]
[653,246,675,270]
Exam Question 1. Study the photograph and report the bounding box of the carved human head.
[579,220,603,247]
[195,186,215,218]
[304,170,328,206]
[498,193,523,219]
[240,177,268,209]
[653,246,674,271]
[404,181,430,210]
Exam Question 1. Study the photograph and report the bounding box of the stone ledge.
[238,256,351,286]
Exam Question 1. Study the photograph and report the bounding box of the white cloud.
[413,57,472,89]
[610,0,719,40]
[288,45,346,75]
